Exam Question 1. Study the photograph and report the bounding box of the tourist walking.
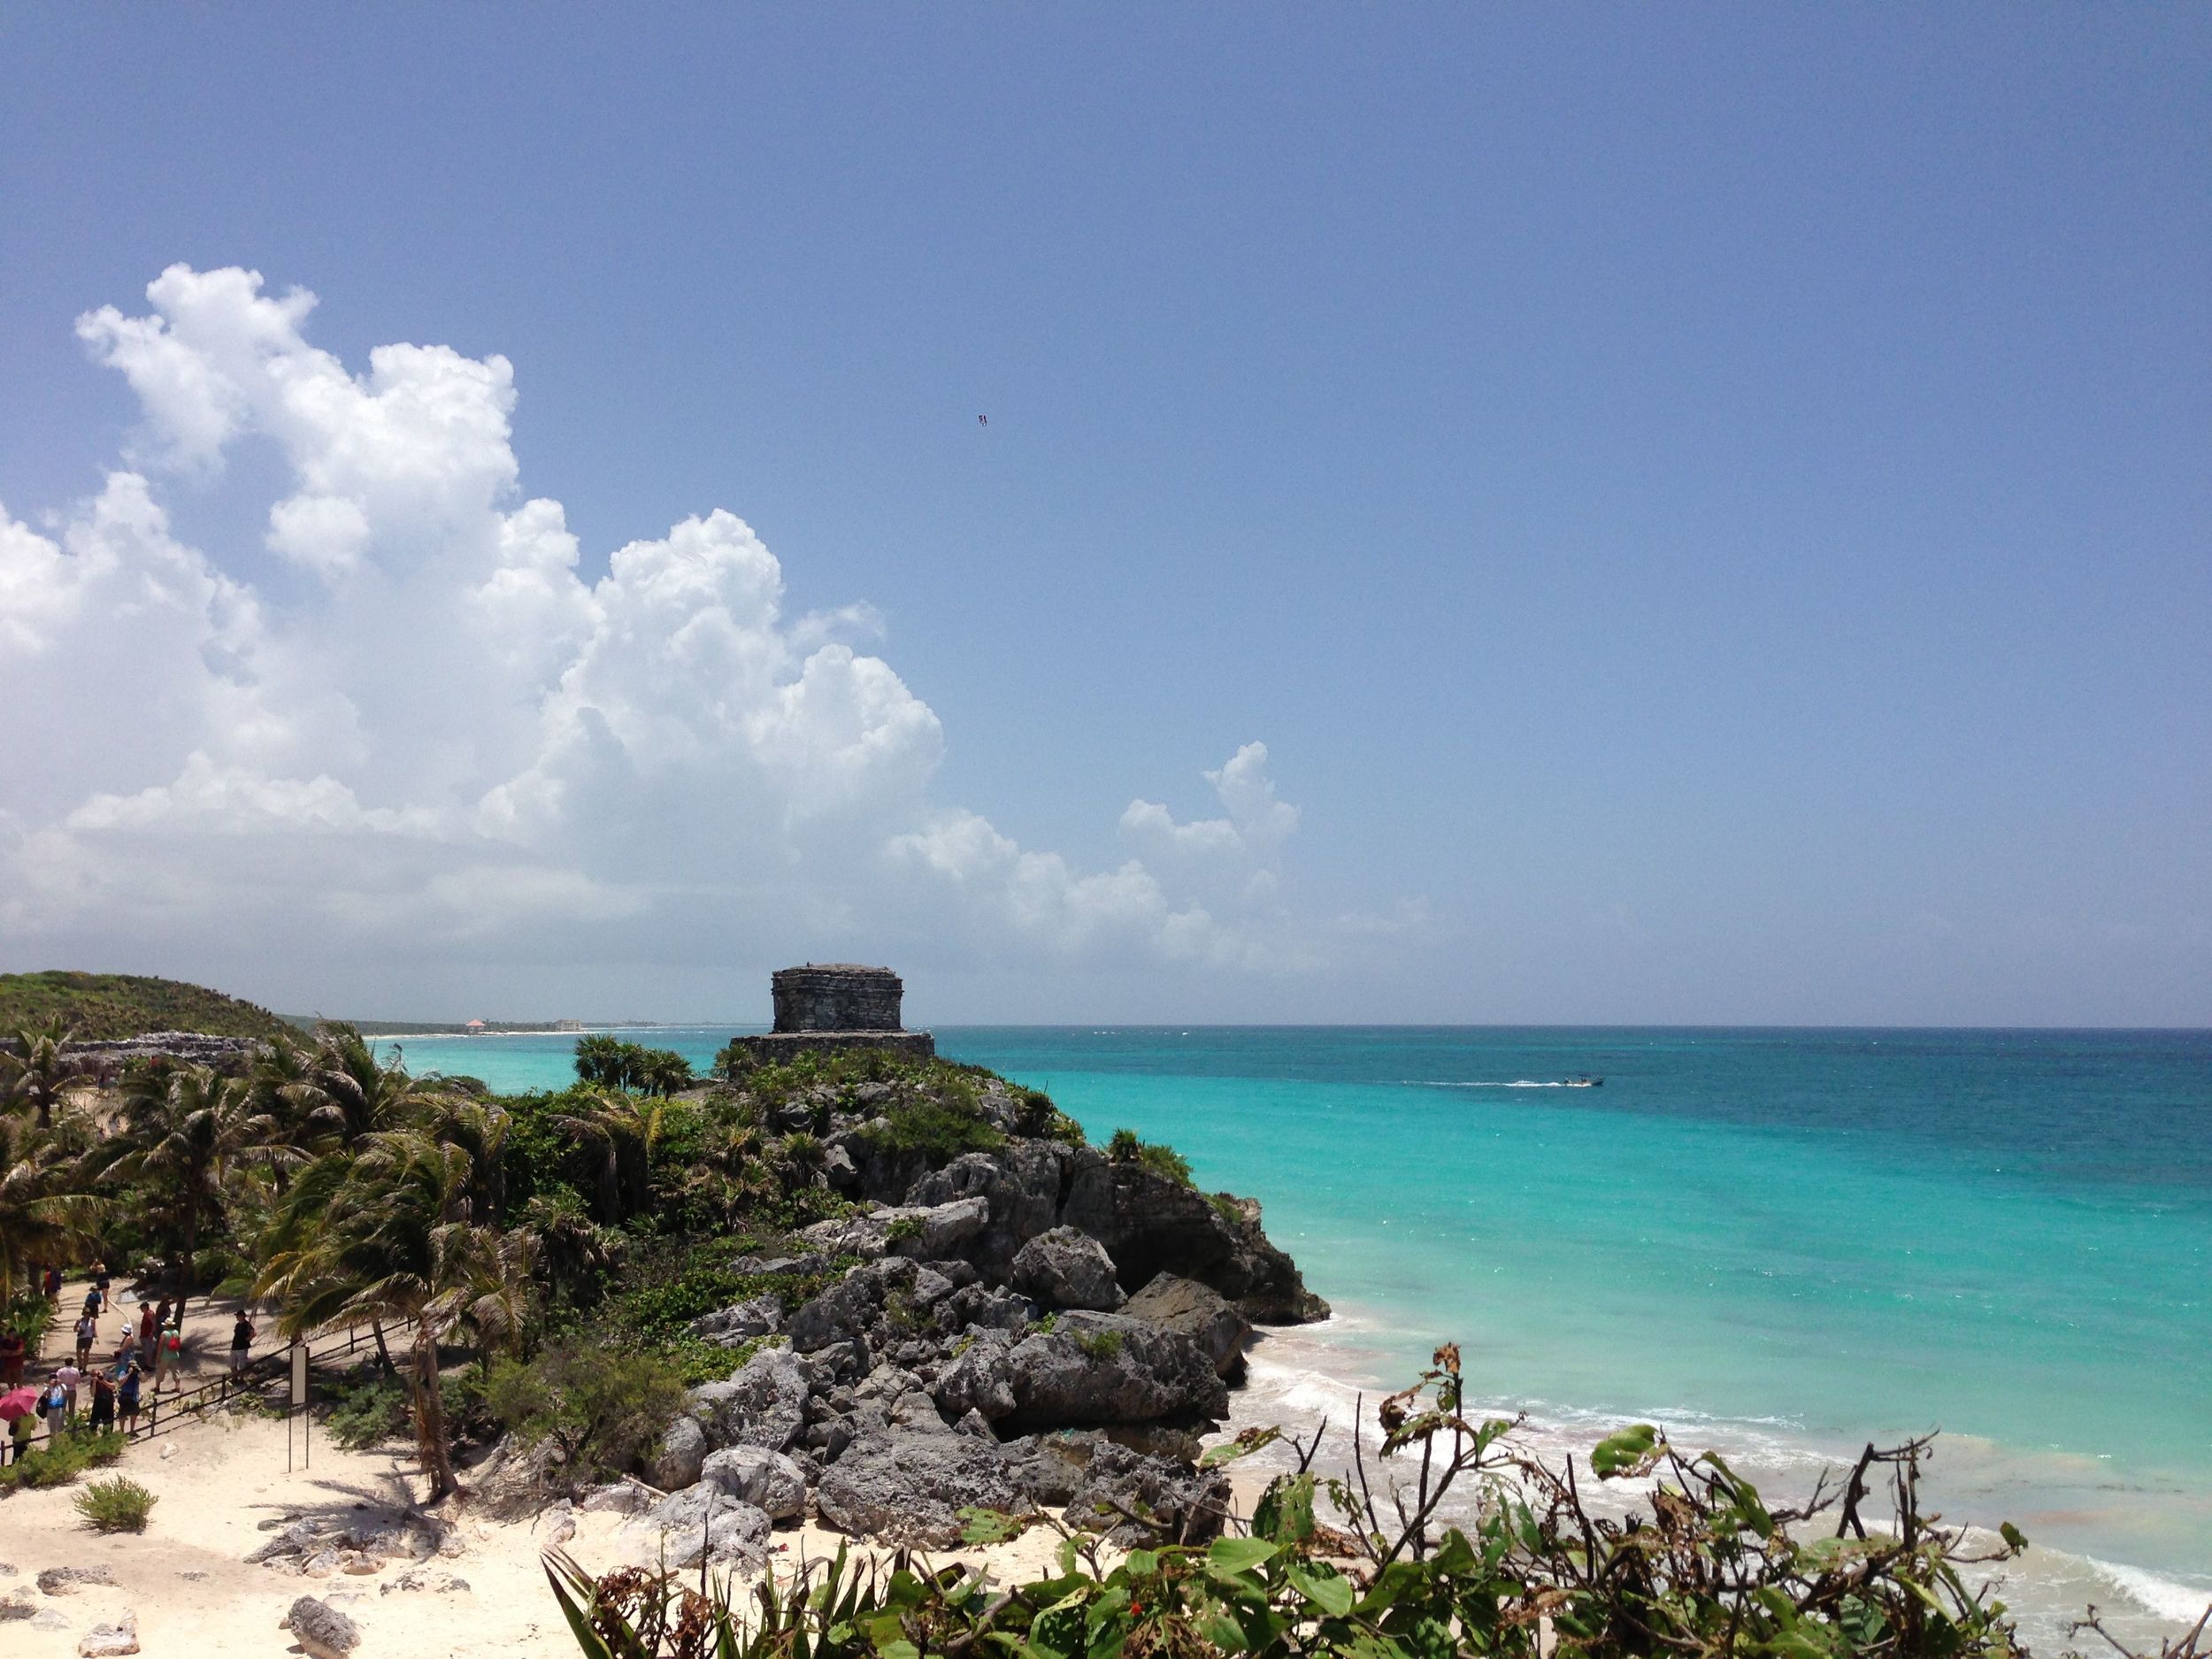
[157,1321,183,1392]
[42,1265,62,1300]
[229,1310,256,1377]
[114,1326,137,1374]
[41,1374,67,1439]
[117,1362,142,1435]
[73,1310,97,1365]
[138,1300,157,1350]
[88,1370,116,1433]
[0,1325,24,1387]
[55,1358,82,1422]
[6,1405,33,1465]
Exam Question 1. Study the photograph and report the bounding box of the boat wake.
[1404,1079,1595,1089]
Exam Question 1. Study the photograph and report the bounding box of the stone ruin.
[725,964,935,1064]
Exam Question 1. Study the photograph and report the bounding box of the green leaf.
[1252,1474,1317,1546]
[1286,1561,1356,1618]
[1206,1536,1279,1577]
[1195,1604,1249,1653]
[541,1558,617,1659]
[962,1507,1026,1545]
[879,1643,921,1659]
[1590,1423,1661,1479]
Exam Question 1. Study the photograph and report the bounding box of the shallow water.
[395,1024,2211,1649]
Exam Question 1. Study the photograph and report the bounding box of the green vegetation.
[1109,1125,1194,1186]
[484,1342,688,1485]
[548,1346,2062,1659]
[0,1429,127,1492]
[1072,1325,1124,1360]
[573,1035,695,1097]
[0,986,1136,1510]
[73,1473,158,1532]
[0,971,291,1041]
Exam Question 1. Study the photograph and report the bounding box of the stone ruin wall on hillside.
[728,964,935,1064]
[772,965,906,1033]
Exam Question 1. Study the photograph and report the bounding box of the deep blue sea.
[391,1025,2210,1647]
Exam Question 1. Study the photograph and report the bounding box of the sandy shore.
[0,1397,1094,1658]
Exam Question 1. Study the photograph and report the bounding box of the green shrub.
[484,1342,687,1486]
[1073,1327,1125,1360]
[73,1474,157,1532]
[878,1096,1003,1160]
[1108,1128,1193,1186]
[321,1371,411,1449]
[0,1429,126,1491]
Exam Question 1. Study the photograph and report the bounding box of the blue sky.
[1,7,2205,1024]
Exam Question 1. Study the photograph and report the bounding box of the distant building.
[465,1018,486,1034]
[551,1018,585,1032]
[724,964,934,1064]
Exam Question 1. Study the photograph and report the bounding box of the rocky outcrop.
[1123,1273,1252,1380]
[799,1197,988,1264]
[1064,1442,1232,1546]
[621,1044,1325,1559]
[688,1294,780,1347]
[640,1488,772,1571]
[697,1445,808,1520]
[1003,1311,1228,1429]
[1010,1226,1125,1311]
[815,1425,1026,1547]
[900,1144,1325,1324]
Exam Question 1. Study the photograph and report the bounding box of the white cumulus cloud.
[1,265,1353,1003]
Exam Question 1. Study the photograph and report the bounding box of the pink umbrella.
[0,1386,39,1423]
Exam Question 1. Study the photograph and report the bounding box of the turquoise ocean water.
[392,1025,2209,1647]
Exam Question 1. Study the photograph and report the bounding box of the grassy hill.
[0,971,294,1042]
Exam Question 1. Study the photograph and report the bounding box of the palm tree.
[0,1115,107,1309]
[518,1187,625,1309]
[296,1025,454,1152]
[551,1092,666,1223]
[96,1062,267,1332]
[638,1048,694,1098]
[4,1017,81,1131]
[257,1128,534,1501]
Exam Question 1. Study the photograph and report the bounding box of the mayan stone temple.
[725,963,936,1064]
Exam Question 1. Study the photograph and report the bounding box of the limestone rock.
[579,1480,658,1516]
[36,1566,116,1594]
[719,1345,811,1452]
[654,1413,710,1489]
[1010,1226,1125,1312]
[282,1594,360,1659]
[799,1197,989,1263]
[689,1294,781,1347]
[76,1612,139,1656]
[1003,1311,1228,1429]
[383,1568,471,1594]
[933,1331,1017,1423]
[1064,1441,1232,1546]
[640,1488,772,1571]
[814,1426,1025,1547]
[698,1445,808,1520]
[1123,1274,1252,1380]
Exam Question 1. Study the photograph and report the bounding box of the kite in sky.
[978,414,987,426]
